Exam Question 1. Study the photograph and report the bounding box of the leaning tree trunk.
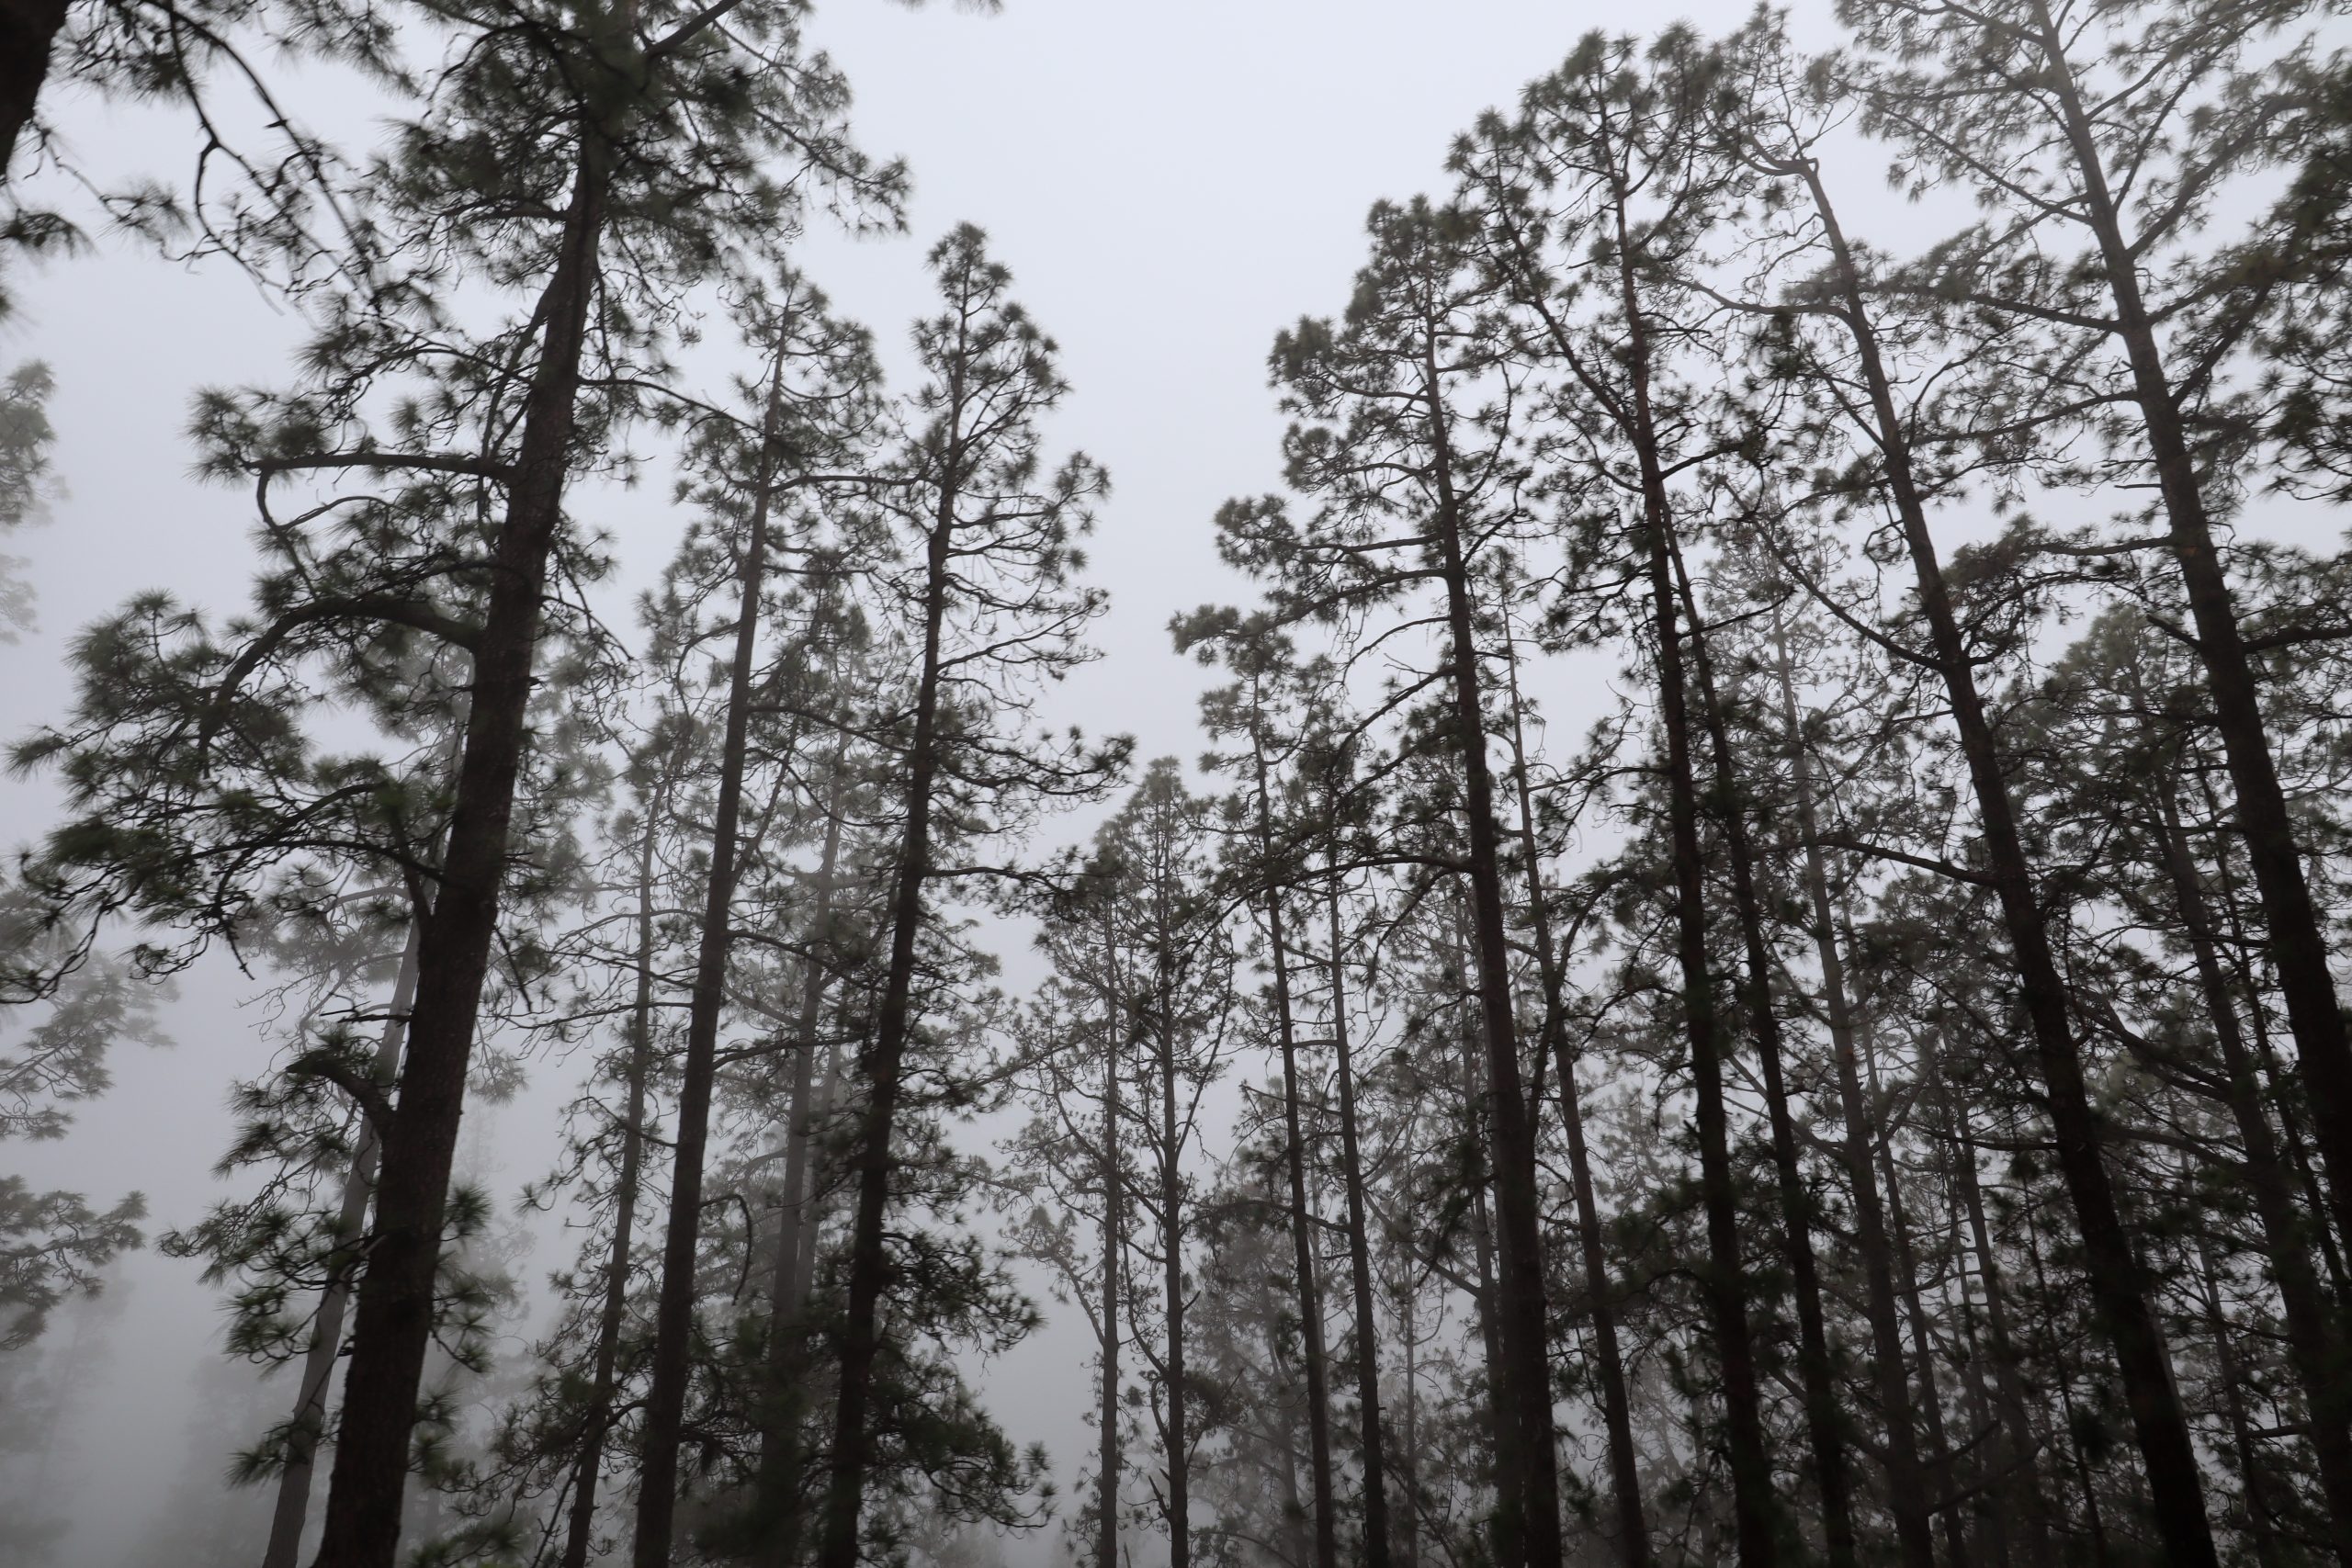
[313,133,612,1568]
[2151,783,2352,1554]
[1948,1090,2058,1568]
[1796,156,2222,1568]
[1669,543,1858,1568]
[2026,0,2352,1266]
[1598,177,1778,1567]
[0,0,71,181]
[263,920,424,1568]
[633,335,795,1568]
[1766,615,1943,1568]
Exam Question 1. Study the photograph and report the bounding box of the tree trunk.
[1500,636,1648,1568]
[1256,740,1336,1568]
[2151,783,2352,1555]
[633,333,795,1568]
[751,765,847,1568]
[813,449,958,1568]
[1768,615,1939,1568]
[1326,867,1394,1568]
[1097,898,1125,1568]
[1158,932,1192,1568]
[0,0,70,180]
[1669,543,1856,1568]
[2026,0,2352,1266]
[2192,1224,2285,1568]
[312,135,610,1568]
[264,921,424,1568]
[1947,1075,2058,1568]
[1795,156,2221,1568]
[555,793,664,1568]
[1420,340,1563,1568]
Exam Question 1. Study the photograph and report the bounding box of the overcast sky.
[0,0,1989,1560]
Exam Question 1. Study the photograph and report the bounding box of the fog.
[6,1,2339,1565]
[0,5,1776,1560]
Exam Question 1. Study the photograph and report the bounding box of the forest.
[1,1,2349,1567]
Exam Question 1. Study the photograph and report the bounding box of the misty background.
[0,0,2290,1562]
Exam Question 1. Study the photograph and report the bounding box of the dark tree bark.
[811,458,954,1568]
[1784,154,2222,1568]
[1421,342,1564,1568]
[1500,638,1649,1568]
[1767,615,1939,1568]
[1156,923,1193,1568]
[2150,782,2352,1555]
[2020,0,2352,1265]
[265,921,423,1568]
[1257,749,1337,1568]
[312,138,611,1568]
[1668,543,1856,1568]
[633,337,794,1568]
[0,0,70,180]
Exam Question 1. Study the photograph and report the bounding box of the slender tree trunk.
[1629,392,1778,1568]
[264,921,424,1568]
[2151,784,2352,1556]
[1326,867,1394,1568]
[1768,615,1939,1568]
[2026,0,2352,1266]
[314,136,611,1568]
[558,803,663,1568]
[751,767,847,1568]
[1539,125,1780,1568]
[1669,544,1856,1568]
[1794,159,2221,1568]
[1500,636,1649,1568]
[1098,900,1125,1568]
[1159,943,1192,1568]
[634,334,795,1568]
[1949,1085,2057,1568]
[1878,1089,1967,1568]
[813,455,959,1568]
[2025,1216,2112,1568]
[1255,739,1336,1568]
[2192,1224,2285,1568]
[1400,1264,1422,1568]
[2199,792,2352,1293]
[1419,337,1562,1568]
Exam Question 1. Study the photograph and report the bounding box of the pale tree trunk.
[558,791,666,1568]
[263,920,424,1568]
[751,764,847,1568]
